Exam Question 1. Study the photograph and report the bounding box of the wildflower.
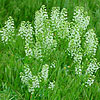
[73,6,90,31]
[18,5,100,91]
[75,65,82,75]
[34,5,48,38]
[86,58,99,75]
[58,8,69,38]
[33,42,42,59]
[41,64,49,81]
[18,21,26,39]
[0,16,15,44]
[51,7,60,32]
[48,81,55,90]
[20,64,40,94]
[84,29,98,57]
[18,21,34,57]
[51,7,69,39]
[85,76,95,87]
[20,64,33,84]
[34,5,57,59]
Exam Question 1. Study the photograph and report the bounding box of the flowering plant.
[0,5,99,95]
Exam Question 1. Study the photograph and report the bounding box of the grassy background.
[0,0,100,100]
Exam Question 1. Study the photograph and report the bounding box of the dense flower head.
[51,7,69,39]
[60,8,68,21]
[20,64,40,94]
[85,77,95,87]
[0,16,15,43]
[34,5,48,38]
[41,64,49,81]
[58,8,69,38]
[18,21,34,57]
[73,6,90,31]
[34,5,57,60]
[20,63,55,94]
[51,7,60,32]
[18,21,26,39]
[67,24,83,75]
[84,29,98,57]
[68,28,82,58]
[20,64,33,84]
[75,65,82,75]
[48,81,55,90]
[86,58,99,75]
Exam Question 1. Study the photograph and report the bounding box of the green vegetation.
[0,0,100,100]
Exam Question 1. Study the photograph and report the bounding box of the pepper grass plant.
[0,4,100,100]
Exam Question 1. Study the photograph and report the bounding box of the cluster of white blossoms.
[59,8,69,39]
[0,16,15,44]
[41,64,49,81]
[84,29,98,57]
[20,64,40,94]
[18,21,34,57]
[34,5,57,60]
[85,77,95,87]
[18,21,26,39]
[20,64,55,94]
[68,24,83,75]
[51,7,69,39]
[73,6,90,31]
[85,58,99,86]
[33,42,42,59]
[83,28,99,86]
[86,58,99,75]
[34,5,48,38]
[51,7,60,33]
[0,5,99,92]
[48,81,55,90]
[68,6,91,76]
[67,6,99,87]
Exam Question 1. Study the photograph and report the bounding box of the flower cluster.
[83,29,98,57]
[85,58,99,86]
[51,7,60,33]
[0,16,15,44]
[18,21,34,57]
[67,25,83,75]
[34,5,57,60]
[73,6,90,31]
[34,5,48,38]
[0,5,99,93]
[41,64,49,81]
[48,81,55,90]
[33,42,42,59]
[51,7,69,39]
[20,64,55,94]
[86,58,99,75]
[85,77,95,87]
[20,64,40,94]
[67,6,99,86]
[83,29,99,86]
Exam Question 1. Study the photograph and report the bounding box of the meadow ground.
[0,0,100,100]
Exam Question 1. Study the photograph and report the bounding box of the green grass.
[0,0,100,100]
